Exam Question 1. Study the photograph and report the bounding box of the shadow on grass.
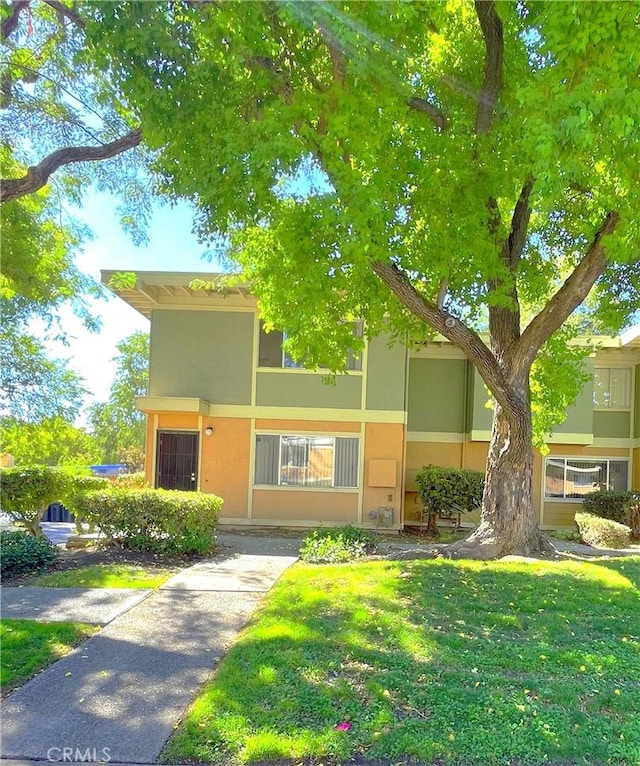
[163,558,640,766]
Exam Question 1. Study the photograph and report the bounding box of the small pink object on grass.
[334,722,352,731]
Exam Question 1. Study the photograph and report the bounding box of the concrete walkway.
[1,587,150,626]
[1,534,299,763]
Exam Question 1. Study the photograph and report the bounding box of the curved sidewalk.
[1,534,299,764]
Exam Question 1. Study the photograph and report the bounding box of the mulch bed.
[2,544,209,586]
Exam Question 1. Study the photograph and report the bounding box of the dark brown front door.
[155,431,199,491]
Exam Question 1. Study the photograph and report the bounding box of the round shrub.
[0,466,72,536]
[575,512,631,549]
[1,530,59,577]
[76,488,221,554]
[582,490,640,540]
[415,464,484,535]
[300,525,376,563]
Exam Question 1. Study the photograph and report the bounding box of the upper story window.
[593,367,631,409]
[544,457,628,500]
[258,321,363,371]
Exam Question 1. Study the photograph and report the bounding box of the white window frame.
[543,456,630,502]
[593,366,632,410]
[253,432,360,490]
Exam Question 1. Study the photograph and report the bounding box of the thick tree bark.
[445,381,550,559]
[1,0,30,41]
[0,129,142,202]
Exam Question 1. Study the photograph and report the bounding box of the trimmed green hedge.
[60,475,110,533]
[111,472,147,489]
[575,512,631,549]
[76,488,221,554]
[1,530,59,577]
[415,465,484,534]
[582,490,640,540]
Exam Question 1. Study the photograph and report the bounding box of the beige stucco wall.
[362,422,405,528]
[200,418,251,517]
[251,489,358,523]
[541,502,577,529]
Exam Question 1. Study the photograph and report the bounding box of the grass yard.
[1,620,98,697]
[163,556,640,766]
[28,563,177,588]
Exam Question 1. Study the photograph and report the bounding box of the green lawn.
[1,620,98,696]
[163,556,640,766]
[29,563,177,588]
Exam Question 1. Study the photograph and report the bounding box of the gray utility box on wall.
[368,507,394,527]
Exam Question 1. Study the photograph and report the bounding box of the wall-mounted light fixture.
[205,425,214,436]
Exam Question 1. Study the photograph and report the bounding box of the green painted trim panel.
[256,371,362,409]
[471,368,494,432]
[149,310,254,405]
[593,410,631,439]
[553,359,594,435]
[407,358,466,432]
[365,334,407,411]
[635,365,640,438]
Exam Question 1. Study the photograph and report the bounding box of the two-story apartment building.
[105,271,640,532]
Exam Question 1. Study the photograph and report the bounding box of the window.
[593,367,631,409]
[544,458,628,499]
[258,321,363,371]
[254,434,359,488]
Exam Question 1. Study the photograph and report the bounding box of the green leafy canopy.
[84,1,639,453]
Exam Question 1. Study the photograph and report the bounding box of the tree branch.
[436,277,448,309]
[474,0,503,135]
[408,97,448,132]
[487,179,534,358]
[0,128,142,202]
[372,260,524,416]
[506,177,534,269]
[1,0,30,41]
[316,20,346,84]
[41,0,85,29]
[515,211,621,370]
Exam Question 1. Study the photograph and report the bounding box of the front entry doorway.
[155,431,199,491]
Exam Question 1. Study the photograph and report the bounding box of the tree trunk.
[423,511,439,538]
[445,387,551,560]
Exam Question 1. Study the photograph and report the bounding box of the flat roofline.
[101,270,251,319]
[103,270,639,347]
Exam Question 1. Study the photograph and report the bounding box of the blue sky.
[52,191,220,412]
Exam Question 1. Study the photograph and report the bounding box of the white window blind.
[593,368,631,408]
[254,435,360,488]
[544,458,628,499]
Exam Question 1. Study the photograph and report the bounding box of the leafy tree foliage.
[88,331,149,468]
[0,151,97,420]
[1,0,142,211]
[0,0,144,424]
[0,416,100,465]
[85,2,639,557]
